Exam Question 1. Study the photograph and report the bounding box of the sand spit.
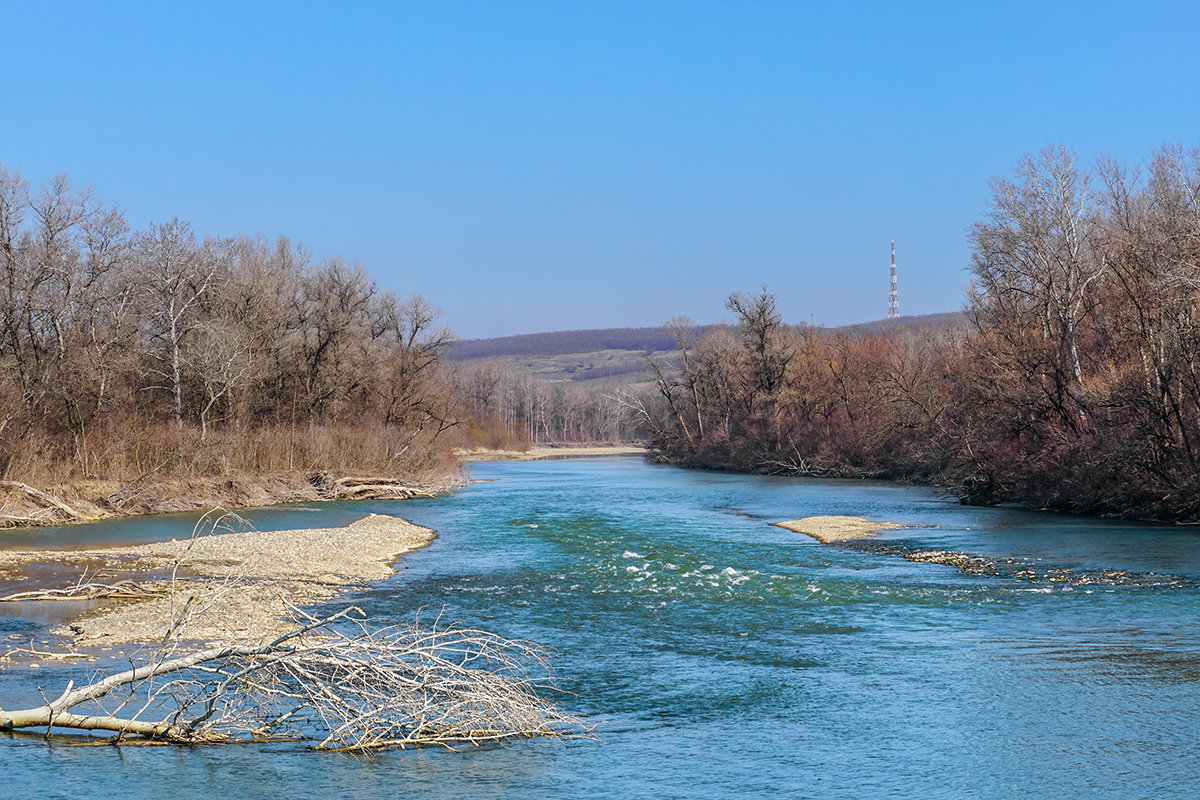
[772,515,904,543]
[0,514,434,646]
[457,445,647,462]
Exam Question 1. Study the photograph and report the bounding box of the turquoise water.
[2,457,1198,799]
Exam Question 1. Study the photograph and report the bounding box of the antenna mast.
[888,240,900,320]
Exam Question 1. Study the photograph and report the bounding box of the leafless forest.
[6,144,1199,520]
[454,359,638,447]
[0,161,641,517]
[0,163,466,503]
[645,145,1200,521]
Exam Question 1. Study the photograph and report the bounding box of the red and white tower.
[888,241,900,320]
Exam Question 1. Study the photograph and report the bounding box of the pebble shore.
[0,514,434,646]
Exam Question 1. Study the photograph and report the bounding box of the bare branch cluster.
[1,606,590,751]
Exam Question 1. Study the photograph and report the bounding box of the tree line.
[643,144,1200,521]
[452,360,638,448]
[0,164,457,488]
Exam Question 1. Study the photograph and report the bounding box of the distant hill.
[449,313,965,360]
[447,312,965,386]
[449,326,710,361]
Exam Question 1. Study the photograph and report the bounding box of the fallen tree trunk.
[0,480,97,526]
[331,476,438,500]
[308,472,449,501]
[0,606,591,750]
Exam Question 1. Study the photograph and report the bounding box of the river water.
[2,457,1198,799]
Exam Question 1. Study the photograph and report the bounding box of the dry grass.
[457,416,532,452]
[0,419,462,526]
[5,419,458,487]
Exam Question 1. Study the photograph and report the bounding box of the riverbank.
[0,470,461,530]
[0,445,644,530]
[0,514,434,646]
[457,444,647,462]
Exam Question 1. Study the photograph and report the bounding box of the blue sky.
[4,1,1199,338]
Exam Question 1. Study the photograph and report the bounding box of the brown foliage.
[650,143,1200,520]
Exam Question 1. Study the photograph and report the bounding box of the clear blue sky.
[4,1,1199,338]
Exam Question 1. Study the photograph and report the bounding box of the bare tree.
[70,201,135,435]
[138,219,225,423]
[190,320,259,440]
[372,293,456,431]
[970,145,1104,423]
[292,257,377,416]
[726,287,794,400]
[666,315,704,440]
[1097,145,1200,470]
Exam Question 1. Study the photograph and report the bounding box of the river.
[2,456,1198,799]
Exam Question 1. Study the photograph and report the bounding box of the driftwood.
[308,472,443,501]
[0,606,591,750]
[0,480,97,526]
[0,580,165,603]
[332,477,437,500]
[0,509,588,749]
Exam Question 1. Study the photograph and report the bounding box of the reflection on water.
[2,457,1198,799]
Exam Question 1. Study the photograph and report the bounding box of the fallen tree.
[0,605,590,750]
[1,510,589,749]
[308,471,452,501]
[0,479,98,527]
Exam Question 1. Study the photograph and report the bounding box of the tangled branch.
[0,606,590,750]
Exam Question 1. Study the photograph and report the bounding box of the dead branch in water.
[0,638,94,662]
[0,510,586,750]
[0,606,590,750]
[0,580,166,602]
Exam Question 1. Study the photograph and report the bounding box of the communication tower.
[888,241,900,320]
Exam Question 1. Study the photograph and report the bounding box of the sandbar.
[0,514,433,646]
[772,515,903,543]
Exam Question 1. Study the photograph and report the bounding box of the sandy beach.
[771,515,903,543]
[0,514,434,646]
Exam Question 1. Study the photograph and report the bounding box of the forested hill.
[449,313,964,361]
[846,311,968,334]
